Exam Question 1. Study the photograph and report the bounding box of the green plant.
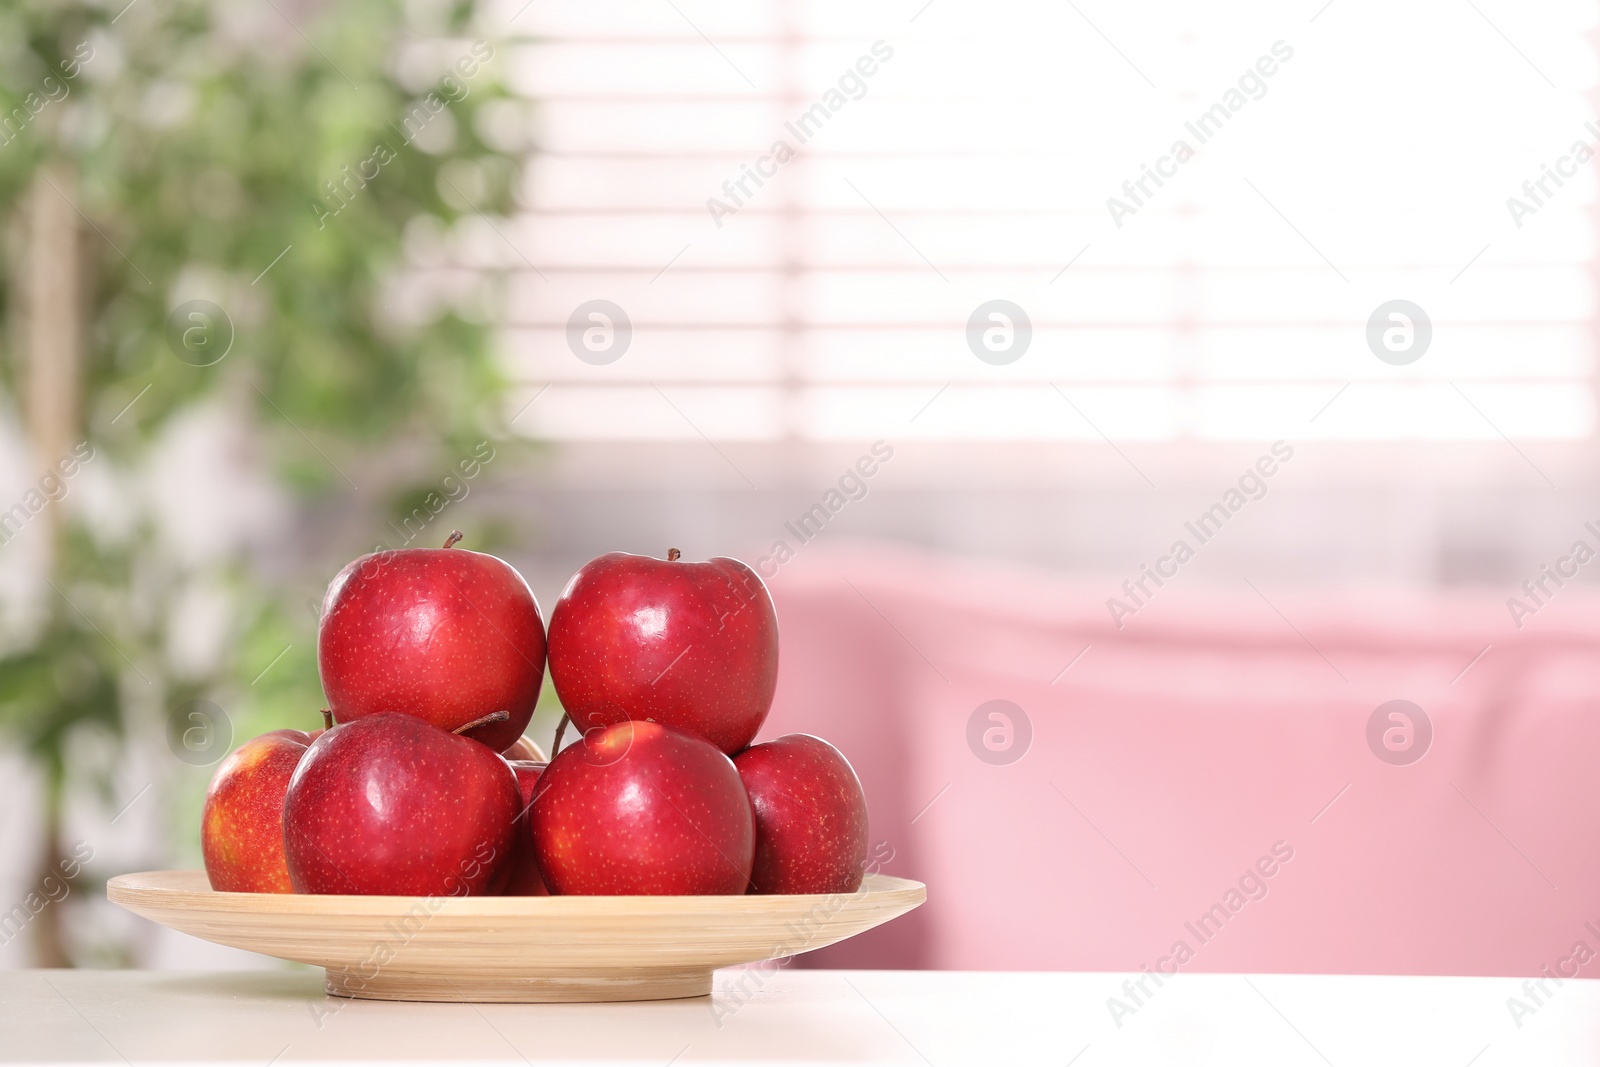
[0,0,525,964]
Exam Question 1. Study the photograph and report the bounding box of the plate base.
[324,967,714,1003]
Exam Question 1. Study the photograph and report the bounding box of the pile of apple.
[200,535,869,899]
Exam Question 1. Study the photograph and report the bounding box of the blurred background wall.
[1,0,1598,971]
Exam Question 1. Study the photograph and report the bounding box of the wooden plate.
[108,869,925,1003]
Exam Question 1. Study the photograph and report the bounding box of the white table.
[4,968,1598,1065]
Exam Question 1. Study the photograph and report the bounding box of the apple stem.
[453,710,510,735]
[552,712,570,755]
[321,708,333,731]
[443,530,463,549]
[667,548,681,561]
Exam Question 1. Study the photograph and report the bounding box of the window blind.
[471,0,1597,442]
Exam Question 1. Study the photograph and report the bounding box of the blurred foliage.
[0,526,132,789]
[0,0,518,453]
[0,0,526,962]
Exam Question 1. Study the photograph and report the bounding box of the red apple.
[735,734,869,895]
[546,549,778,754]
[501,760,550,896]
[318,532,546,752]
[282,712,520,896]
[202,729,313,892]
[529,721,755,894]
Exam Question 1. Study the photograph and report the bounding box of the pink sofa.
[764,542,1600,977]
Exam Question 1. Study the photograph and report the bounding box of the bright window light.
[482,0,1599,441]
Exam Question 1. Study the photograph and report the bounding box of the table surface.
[4,968,1598,1066]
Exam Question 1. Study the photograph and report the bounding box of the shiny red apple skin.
[501,760,550,896]
[282,713,519,896]
[547,551,778,754]
[318,542,546,753]
[202,729,313,893]
[735,734,869,895]
[529,721,755,895]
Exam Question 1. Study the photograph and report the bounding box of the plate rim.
[108,868,926,916]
